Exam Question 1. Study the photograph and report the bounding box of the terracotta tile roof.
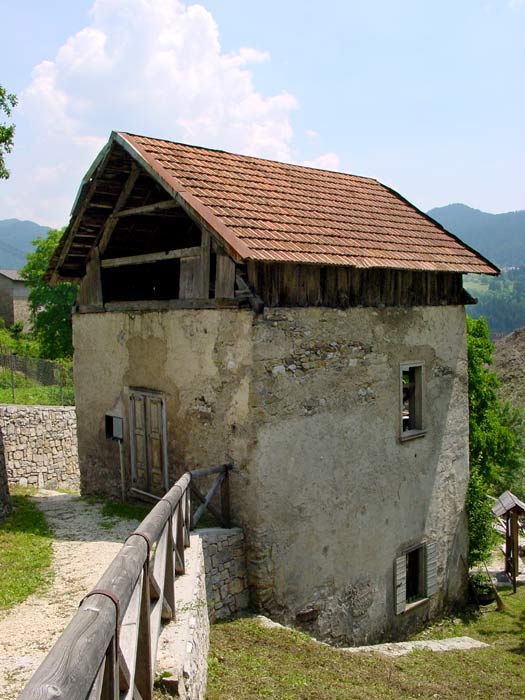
[117,132,497,275]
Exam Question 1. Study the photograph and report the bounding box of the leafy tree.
[21,228,78,359]
[466,316,525,565]
[0,85,17,179]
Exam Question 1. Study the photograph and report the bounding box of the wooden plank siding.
[246,262,467,308]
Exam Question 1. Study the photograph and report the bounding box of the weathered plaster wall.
[199,527,249,621]
[74,304,469,644]
[244,305,469,644]
[0,405,79,490]
[72,310,254,498]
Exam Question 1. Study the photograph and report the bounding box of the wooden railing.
[190,464,232,529]
[18,464,232,700]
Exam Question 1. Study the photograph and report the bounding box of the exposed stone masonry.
[0,458,11,521]
[0,405,80,491]
[199,527,249,622]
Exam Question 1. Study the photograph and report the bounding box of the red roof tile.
[115,132,497,275]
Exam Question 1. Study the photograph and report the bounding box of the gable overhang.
[48,131,500,284]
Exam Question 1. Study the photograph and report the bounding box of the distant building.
[0,270,30,329]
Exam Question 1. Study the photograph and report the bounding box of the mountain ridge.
[427,204,525,268]
[0,219,51,270]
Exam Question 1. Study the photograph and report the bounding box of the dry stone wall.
[199,527,249,621]
[0,405,79,491]
[0,461,11,520]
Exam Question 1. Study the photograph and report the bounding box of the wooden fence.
[18,464,231,700]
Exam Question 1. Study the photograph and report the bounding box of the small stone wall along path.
[0,491,142,700]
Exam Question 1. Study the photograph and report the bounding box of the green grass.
[0,368,74,406]
[0,491,53,610]
[81,496,152,530]
[100,499,152,521]
[207,588,525,700]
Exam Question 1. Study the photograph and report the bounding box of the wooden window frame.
[400,361,425,441]
[394,541,438,615]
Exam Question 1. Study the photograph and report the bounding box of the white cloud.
[3,0,304,226]
[306,129,319,139]
[302,153,341,171]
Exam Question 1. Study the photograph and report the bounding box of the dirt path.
[0,491,142,700]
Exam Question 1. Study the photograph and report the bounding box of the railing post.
[99,634,119,700]
[184,487,191,546]
[134,562,153,700]
[164,515,176,618]
[176,503,185,575]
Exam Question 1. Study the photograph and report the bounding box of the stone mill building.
[47,131,498,644]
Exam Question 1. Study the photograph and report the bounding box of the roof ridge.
[116,131,378,184]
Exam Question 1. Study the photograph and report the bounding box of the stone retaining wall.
[0,405,79,491]
[0,461,11,520]
[157,533,209,700]
[199,527,249,622]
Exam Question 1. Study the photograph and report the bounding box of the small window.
[400,362,424,439]
[394,542,438,614]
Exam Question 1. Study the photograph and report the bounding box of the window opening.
[395,541,438,614]
[401,362,424,438]
[406,547,425,602]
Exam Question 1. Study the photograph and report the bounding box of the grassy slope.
[0,491,53,609]
[208,588,525,700]
[0,368,74,406]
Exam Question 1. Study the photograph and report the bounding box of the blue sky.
[1,0,524,227]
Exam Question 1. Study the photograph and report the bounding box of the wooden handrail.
[18,472,192,700]
[190,464,231,479]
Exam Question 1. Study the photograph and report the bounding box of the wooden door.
[129,390,168,495]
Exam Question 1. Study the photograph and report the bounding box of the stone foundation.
[199,527,249,621]
[0,405,80,491]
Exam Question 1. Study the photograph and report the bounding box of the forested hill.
[427,203,525,268]
[0,219,50,269]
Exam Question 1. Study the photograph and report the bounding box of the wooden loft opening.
[74,145,240,309]
[100,206,204,303]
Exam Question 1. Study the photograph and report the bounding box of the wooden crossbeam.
[115,200,178,217]
[97,164,141,255]
[189,481,225,527]
[101,246,201,269]
[191,473,225,528]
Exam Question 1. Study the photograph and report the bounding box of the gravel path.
[0,491,141,700]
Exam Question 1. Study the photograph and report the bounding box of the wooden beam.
[115,200,178,218]
[97,164,141,255]
[77,247,103,307]
[215,253,236,298]
[103,298,241,312]
[50,147,115,284]
[200,229,210,298]
[235,273,264,313]
[101,246,201,269]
